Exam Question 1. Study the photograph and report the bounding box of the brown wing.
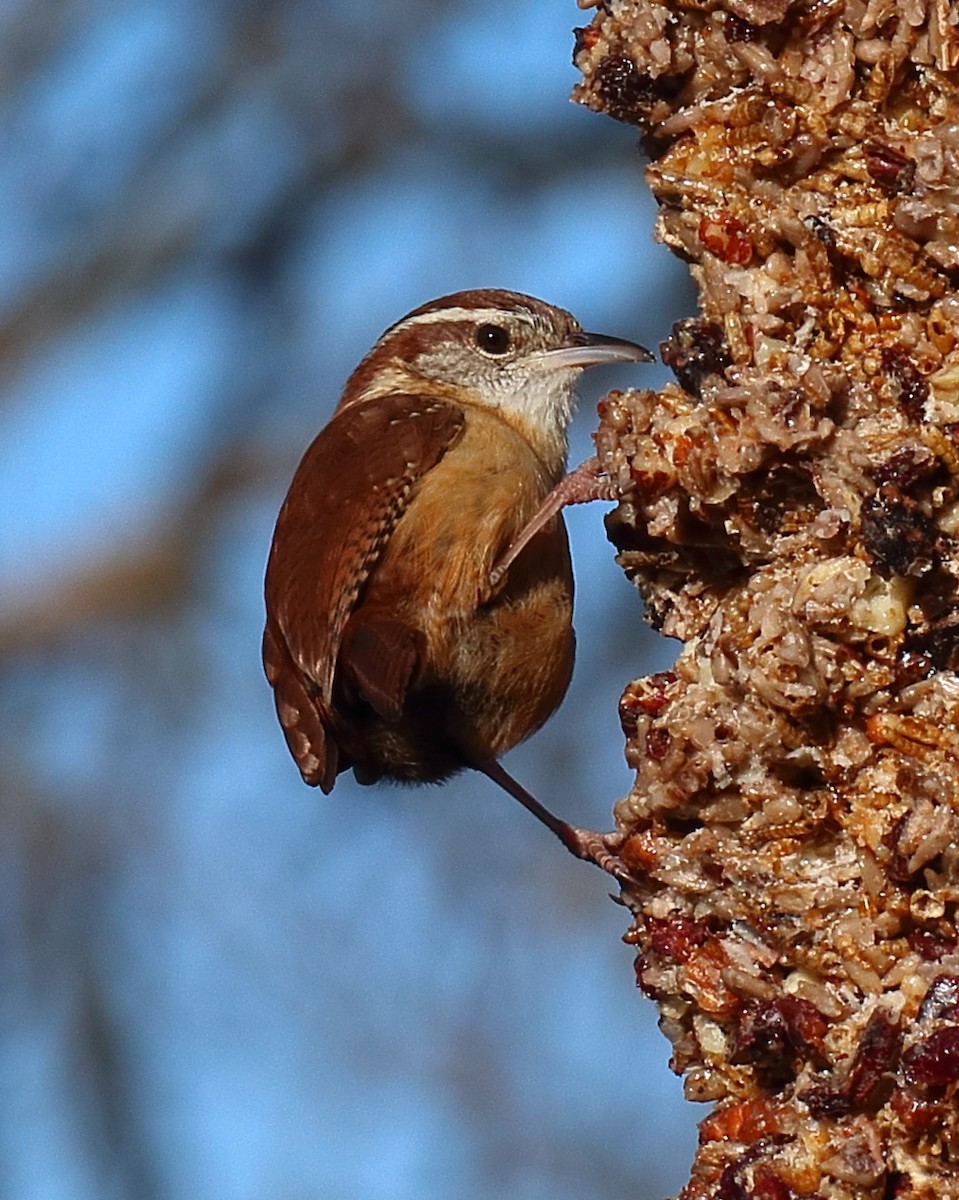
[263,395,465,790]
[338,610,424,725]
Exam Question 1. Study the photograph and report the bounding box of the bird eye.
[475,324,511,355]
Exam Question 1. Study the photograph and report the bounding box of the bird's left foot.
[558,824,636,883]
[473,757,640,884]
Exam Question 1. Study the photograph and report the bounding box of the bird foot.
[489,457,620,592]
[473,757,640,884]
[558,824,636,884]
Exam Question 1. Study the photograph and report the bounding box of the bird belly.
[339,565,574,783]
[446,568,575,761]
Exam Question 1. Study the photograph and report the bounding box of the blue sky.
[0,2,698,1197]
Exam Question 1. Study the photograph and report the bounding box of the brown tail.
[262,622,340,792]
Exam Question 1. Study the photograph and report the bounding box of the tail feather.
[263,623,340,792]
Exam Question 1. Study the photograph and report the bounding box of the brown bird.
[263,289,651,874]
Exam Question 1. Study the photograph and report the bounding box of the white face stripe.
[386,306,537,334]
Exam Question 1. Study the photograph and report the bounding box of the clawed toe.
[559,825,637,883]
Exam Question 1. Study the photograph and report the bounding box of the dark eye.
[475,323,511,355]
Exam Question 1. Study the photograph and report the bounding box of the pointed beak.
[535,330,655,371]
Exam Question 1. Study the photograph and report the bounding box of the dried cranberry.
[802,1082,850,1117]
[592,55,686,125]
[802,1010,901,1115]
[847,1010,903,1108]
[618,673,677,739]
[751,1170,796,1200]
[647,915,709,964]
[736,998,829,1072]
[660,319,732,398]
[902,1027,959,1088]
[870,445,937,491]
[908,931,957,962]
[890,1086,948,1134]
[646,672,677,708]
[716,1138,792,1200]
[646,726,670,760]
[881,347,929,422]
[918,975,959,1022]
[884,813,915,883]
[864,141,915,194]
[900,621,959,678]
[699,213,753,264]
[860,483,945,577]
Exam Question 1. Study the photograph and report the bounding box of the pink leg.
[490,457,620,591]
[475,757,635,883]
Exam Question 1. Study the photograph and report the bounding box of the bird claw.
[489,457,621,593]
[559,825,637,884]
[472,758,640,884]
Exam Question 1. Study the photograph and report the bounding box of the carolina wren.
[263,289,651,875]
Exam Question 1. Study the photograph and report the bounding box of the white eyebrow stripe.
[387,306,533,332]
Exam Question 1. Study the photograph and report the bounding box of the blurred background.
[0,1,699,1197]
